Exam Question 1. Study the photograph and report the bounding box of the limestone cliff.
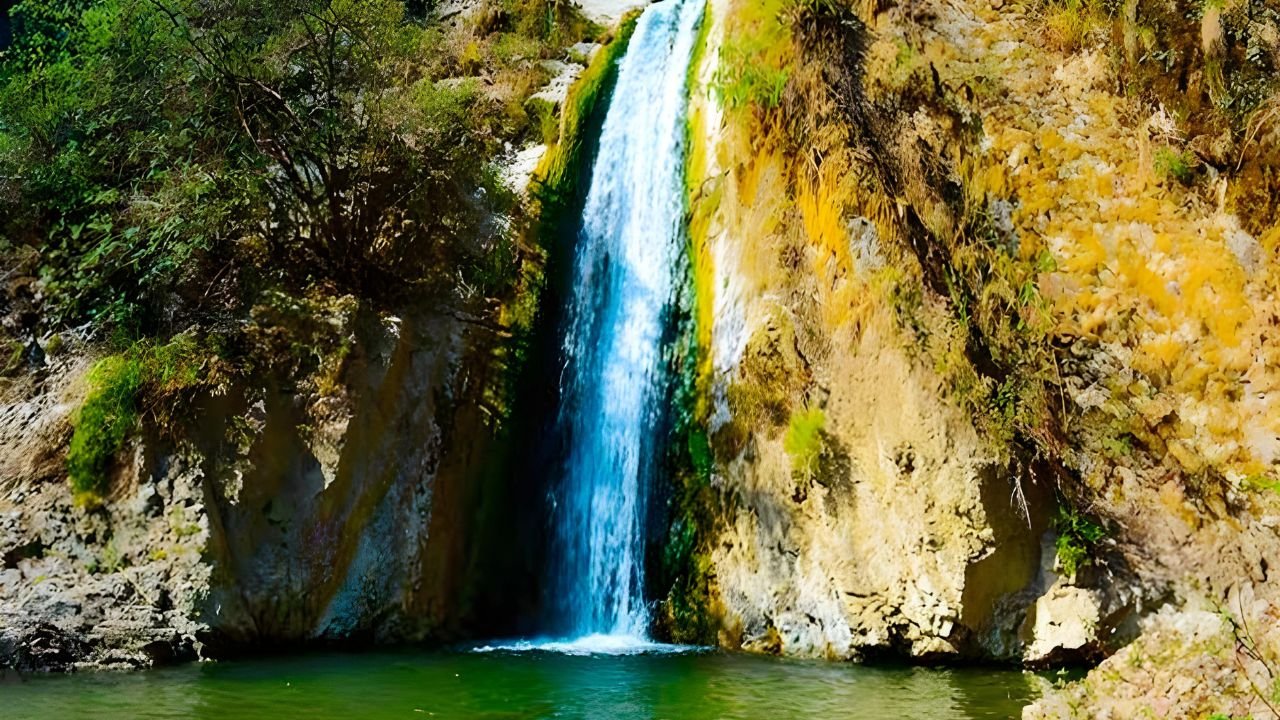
[679,0,1110,665]
[1,1,1278,716]
[676,0,1280,712]
[675,0,1274,676]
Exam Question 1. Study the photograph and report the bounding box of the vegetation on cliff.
[0,0,602,496]
[696,0,1278,552]
[67,334,213,503]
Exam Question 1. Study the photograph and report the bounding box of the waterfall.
[548,0,705,644]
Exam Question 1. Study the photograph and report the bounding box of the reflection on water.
[1,648,1037,719]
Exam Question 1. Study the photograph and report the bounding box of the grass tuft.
[66,335,207,505]
[1153,146,1195,184]
[67,355,143,505]
[784,406,826,478]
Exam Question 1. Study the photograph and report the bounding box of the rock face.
[706,313,1046,660]
[679,0,1180,667]
[0,360,210,671]
[679,0,1280,713]
[0,308,519,670]
[199,311,511,647]
[1025,591,1280,720]
[683,0,1061,663]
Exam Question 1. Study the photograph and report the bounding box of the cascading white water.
[547,0,705,647]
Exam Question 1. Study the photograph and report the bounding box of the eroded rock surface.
[0,309,516,670]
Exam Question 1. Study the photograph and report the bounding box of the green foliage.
[1,0,97,69]
[784,407,826,478]
[713,42,790,109]
[908,207,1061,460]
[711,0,790,111]
[1,0,578,339]
[66,334,207,504]
[1245,473,1280,494]
[525,96,560,146]
[1154,146,1195,184]
[502,0,599,47]
[67,354,142,503]
[1054,504,1106,577]
[1100,432,1135,459]
[1114,0,1278,132]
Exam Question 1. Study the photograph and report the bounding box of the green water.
[1,647,1039,719]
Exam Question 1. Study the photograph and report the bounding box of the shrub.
[1154,146,1195,184]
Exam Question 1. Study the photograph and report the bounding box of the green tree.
[1,0,521,336]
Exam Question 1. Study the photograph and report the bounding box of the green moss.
[66,334,207,505]
[658,17,724,633]
[67,355,144,504]
[659,416,721,645]
[487,16,643,428]
[784,407,826,478]
[658,220,721,643]
[533,11,640,200]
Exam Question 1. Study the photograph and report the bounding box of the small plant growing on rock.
[1154,146,1196,184]
[67,355,144,505]
[1054,504,1106,577]
[67,335,207,506]
[1040,0,1109,53]
[784,406,826,479]
[1244,474,1280,494]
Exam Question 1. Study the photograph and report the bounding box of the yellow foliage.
[1262,224,1280,253]
[797,168,852,272]
[1140,335,1184,369]
[945,1,1280,485]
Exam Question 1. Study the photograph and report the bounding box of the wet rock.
[0,622,88,673]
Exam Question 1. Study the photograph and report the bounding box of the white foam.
[471,634,699,657]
